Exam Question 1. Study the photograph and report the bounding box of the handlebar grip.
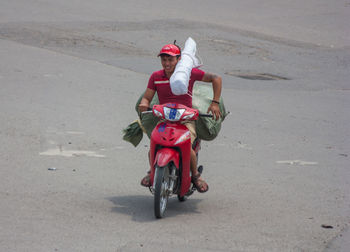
[140,108,152,116]
[199,113,213,118]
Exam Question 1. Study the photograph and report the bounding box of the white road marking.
[66,131,85,135]
[276,160,318,165]
[40,148,105,158]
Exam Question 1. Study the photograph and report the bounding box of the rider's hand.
[138,103,149,113]
[207,102,221,121]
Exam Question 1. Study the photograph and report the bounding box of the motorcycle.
[142,103,211,218]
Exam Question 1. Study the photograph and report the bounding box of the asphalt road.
[1,1,349,251]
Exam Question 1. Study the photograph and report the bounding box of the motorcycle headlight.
[163,107,185,121]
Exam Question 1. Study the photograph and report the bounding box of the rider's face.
[160,55,180,76]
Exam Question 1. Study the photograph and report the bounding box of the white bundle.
[170,37,202,95]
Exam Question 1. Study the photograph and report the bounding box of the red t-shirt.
[147,68,205,108]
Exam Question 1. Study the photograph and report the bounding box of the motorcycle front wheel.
[154,165,170,218]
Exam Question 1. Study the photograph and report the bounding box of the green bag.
[192,84,227,140]
[122,120,144,147]
[134,93,160,138]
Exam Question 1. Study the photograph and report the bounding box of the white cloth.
[170,37,202,95]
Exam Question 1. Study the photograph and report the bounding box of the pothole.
[225,71,290,80]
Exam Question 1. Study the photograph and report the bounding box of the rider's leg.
[140,151,151,187]
[190,147,208,192]
[184,121,208,192]
[185,121,199,176]
[190,148,197,175]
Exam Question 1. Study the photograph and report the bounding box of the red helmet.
[158,44,181,57]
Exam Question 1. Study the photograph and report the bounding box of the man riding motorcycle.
[138,42,222,193]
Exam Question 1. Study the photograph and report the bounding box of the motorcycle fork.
[150,162,178,196]
[168,164,177,194]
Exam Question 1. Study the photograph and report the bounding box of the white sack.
[170,37,201,95]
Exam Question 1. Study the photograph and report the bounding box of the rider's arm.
[202,72,222,120]
[139,88,156,112]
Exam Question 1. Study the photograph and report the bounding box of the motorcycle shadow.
[107,195,203,222]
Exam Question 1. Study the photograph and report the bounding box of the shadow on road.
[107,194,203,222]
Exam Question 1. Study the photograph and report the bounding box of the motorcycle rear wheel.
[177,195,187,202]
[154,165,170,218]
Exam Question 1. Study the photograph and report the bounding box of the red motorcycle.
[143,103,211,218]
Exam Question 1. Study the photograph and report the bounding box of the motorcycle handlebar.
[142,110,213,118]
[199,113,213,118]
[140,108,152,114]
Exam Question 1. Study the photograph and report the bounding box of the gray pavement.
[1,1,349,251]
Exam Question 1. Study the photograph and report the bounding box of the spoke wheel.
[154,165,170,218]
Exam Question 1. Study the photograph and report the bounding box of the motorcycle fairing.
[149,121,192,196]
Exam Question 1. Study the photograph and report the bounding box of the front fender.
[154,148,180,168]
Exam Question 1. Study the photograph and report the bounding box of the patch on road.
[226,71,290,80]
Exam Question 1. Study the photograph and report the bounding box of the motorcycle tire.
[154,165,170,218]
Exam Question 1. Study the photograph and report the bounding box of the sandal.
[140,171,151,187]
[191,173,209,193]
